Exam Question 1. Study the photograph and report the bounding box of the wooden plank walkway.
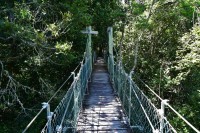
[76,58,131,133]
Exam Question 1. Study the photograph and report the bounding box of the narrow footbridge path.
[23,26,200,133]
[77,58,130,132]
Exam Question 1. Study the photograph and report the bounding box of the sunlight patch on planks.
[76,58,131,133]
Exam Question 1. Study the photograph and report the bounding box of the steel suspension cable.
[134,75,163,101]
[129,79,156,131]
[47,62,81,104]
[22,108,45,133]
[134,74,200,133]
[167,104,200,133]
[56,81,75,131]
[22,56,85,133]
[47,53,86,103]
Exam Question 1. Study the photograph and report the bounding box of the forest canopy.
[0,0,199,132]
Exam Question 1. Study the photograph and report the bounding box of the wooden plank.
[77,125,128,130]
[77,127,129,132]
[78,115,126,121]
[76,58,131,133]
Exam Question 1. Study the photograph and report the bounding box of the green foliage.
[116,0,200,131]
[70,0,92,26]
[131,2,146,16]
[0,0,199,132]
[0,0,125,132]
[173,25,200,85]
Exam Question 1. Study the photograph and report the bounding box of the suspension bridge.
[23,26,200,133]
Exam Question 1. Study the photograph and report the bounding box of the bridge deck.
[76,58,131,133]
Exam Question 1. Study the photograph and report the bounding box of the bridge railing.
[22,26,96,133]
[107,55,114,82]
[41,55,92,133]
[107,57,176,133]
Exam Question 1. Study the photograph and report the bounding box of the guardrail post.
[129,71,134,124]
[159,99,168,133]
[42,102,53,133]
[117,63,121,96]
[71,72,75,80]
[93,51,96,64]
[153,129,159,133]
[107,27,114,82]
[56,125,62,133]
[72,74,78,127]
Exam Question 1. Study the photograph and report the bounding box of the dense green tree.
[0,0,124,132]
[116,0,200,132]
[0,0,199,132]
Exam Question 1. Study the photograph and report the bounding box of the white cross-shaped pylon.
[81,26,98,35]
[81,26,98,58]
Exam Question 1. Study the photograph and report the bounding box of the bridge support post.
[81,26,98,72]
[128,71,134,124]
[42,102,53,133]
[107,27,114,82]
[159,99,169,133]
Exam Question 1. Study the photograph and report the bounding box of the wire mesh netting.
[41,56,92,133]
[108,56,176,133]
